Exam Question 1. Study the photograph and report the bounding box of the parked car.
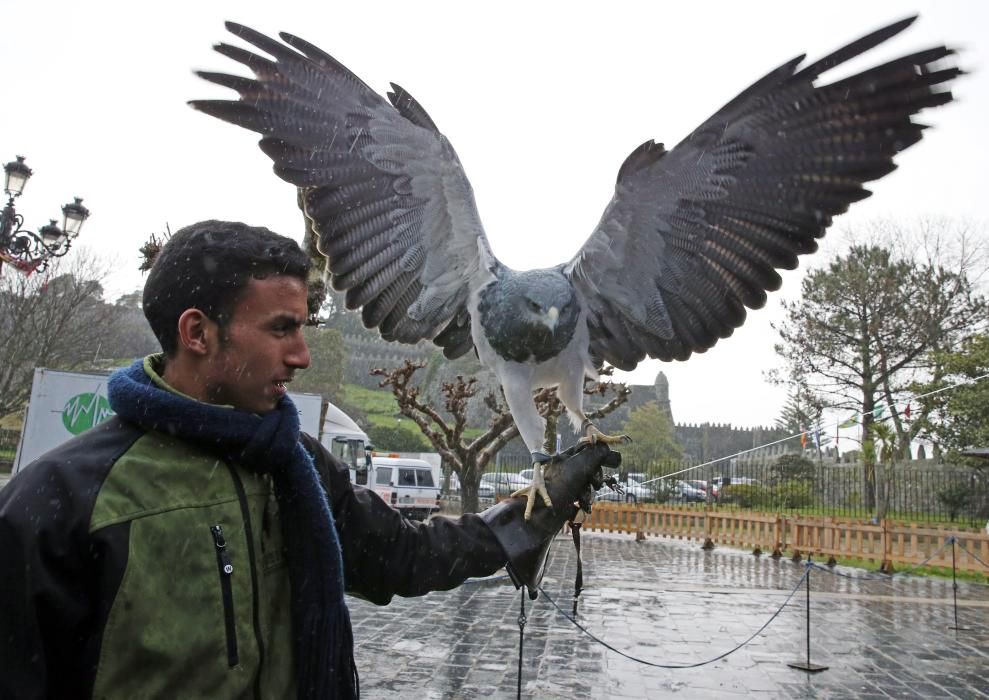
[670,480,707,503]
[596,476,655,504]
[711,475,759,489]
[480,471,532,496]
[368,455,441,520]
[686,479,716,499]
[446,473,496,502]
[627,473,665,501]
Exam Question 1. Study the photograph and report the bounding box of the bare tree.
[0,250,116,418]
[373,360,630,513]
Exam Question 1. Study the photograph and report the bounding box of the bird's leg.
[511,451,553,520]
[576,418,632,447]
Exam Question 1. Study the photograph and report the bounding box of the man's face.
[203,275,311,414]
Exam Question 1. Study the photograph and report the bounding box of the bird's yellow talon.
[514,464,552,519]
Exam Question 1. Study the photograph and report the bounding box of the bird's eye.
[528,300,540,311]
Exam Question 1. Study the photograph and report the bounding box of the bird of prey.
[192,17,958,518]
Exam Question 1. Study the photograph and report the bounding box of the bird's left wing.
[191,22,497,359]
[566,17,959,371]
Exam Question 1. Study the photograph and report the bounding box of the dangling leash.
[569,473,620,617]
[516,587,528,699]
[514,452,622,697]
[570,513,584,616]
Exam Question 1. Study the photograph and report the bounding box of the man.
[0,220,615,699]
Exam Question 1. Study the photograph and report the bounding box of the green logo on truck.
[62,393,115,435]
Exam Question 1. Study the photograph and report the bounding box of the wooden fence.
[584,502,989,575]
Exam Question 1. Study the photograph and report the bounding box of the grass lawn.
[341,384,400,415]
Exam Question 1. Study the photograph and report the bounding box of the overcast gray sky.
[2,0,986,428]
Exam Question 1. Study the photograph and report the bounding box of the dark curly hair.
[142,220,311,356]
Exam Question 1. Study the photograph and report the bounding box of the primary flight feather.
[192,16,959,517]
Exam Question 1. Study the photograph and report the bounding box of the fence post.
[772,515,783,558]
[634,503,645,542]
[702,503,714,550]
[880,518,894,574]
[791,517,802,563]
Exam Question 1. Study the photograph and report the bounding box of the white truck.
[13,368,324,473]
[319,401,372,474]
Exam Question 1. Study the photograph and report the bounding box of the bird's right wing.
[191,22,497,359]
[566,17,959,371]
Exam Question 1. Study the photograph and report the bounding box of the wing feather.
[192,22,499,359]
[568,17,958,368]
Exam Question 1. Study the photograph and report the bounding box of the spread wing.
[191,22,497,359]
[566,17,959,370]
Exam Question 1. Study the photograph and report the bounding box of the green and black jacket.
[0,416,508,698]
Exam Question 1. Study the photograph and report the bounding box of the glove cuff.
[479,498,577,590]
[478,443,618,590]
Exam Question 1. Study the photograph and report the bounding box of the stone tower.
[654,371,673,422]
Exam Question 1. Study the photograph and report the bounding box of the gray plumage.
[192,17,959,458]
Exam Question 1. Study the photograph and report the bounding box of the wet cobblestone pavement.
[349,532,989,699]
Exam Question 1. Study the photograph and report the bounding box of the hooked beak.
[545,306,559,331]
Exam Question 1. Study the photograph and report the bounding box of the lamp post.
[0,156,90,274]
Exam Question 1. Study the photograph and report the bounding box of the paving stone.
[348,533,989,698]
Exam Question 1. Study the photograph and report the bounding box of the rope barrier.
[955,539,989,570]
[536,564,810,669]
[805,537,955,581]
[493,532,985,683]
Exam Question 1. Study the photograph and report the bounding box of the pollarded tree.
[774,226,987,508]
[373,360,630,513]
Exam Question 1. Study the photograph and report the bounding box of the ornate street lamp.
[0,155,90,274]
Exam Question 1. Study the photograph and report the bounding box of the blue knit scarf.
[107,359,357,699]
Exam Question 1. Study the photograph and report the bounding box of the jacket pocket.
[210,524,239,668]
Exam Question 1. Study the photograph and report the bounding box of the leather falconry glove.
[480,442,621,591]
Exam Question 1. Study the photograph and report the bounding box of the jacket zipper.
[226,465,265,700]
[210,524,239,668]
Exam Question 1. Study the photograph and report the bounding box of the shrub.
[721,483,767,509]
[770,453,815,484]
[771,480,814,509]
[936,483,971,522]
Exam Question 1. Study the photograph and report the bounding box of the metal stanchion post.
[788,556,828,673]
[948,537,970,632]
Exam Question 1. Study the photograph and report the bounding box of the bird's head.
[478,269,582,363]
[510,270,576,333]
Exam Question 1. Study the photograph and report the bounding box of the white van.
[365,455,441,521]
